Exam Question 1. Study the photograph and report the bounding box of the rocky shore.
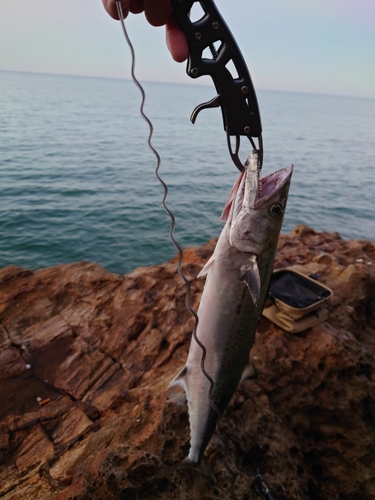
[1,225,375,499]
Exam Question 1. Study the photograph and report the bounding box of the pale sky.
[0,0,374,98]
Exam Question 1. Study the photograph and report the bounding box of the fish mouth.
[228,154,293,254]
[256,164,294,207]
[220,152,293,224]
[242,151,293,209]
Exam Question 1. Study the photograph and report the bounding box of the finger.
[166,18,189,62]
[102,0,130,20]
[129,0,144,15]
[144,0,172,27]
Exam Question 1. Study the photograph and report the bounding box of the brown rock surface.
[0,225,375,499]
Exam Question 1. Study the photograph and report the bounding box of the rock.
[0,226,375,499]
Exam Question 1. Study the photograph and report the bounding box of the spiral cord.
[115,0,218,413]
[115,3,239,496]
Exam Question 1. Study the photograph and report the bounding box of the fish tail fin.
[170,456,216,485]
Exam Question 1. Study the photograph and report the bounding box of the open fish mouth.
[236,154,293,213]
[228,152,293,255]
[256,165,293,207]
[220,152,293,225]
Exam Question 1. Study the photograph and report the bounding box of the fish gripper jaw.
[171,0,263,171]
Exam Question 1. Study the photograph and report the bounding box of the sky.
[0,0,374,99]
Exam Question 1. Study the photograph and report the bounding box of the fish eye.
[269,203,283,218]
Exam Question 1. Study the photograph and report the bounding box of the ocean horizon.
[4,68,374,101]
[1,70,374,274]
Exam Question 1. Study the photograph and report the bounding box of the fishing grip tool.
[171,0,263,171]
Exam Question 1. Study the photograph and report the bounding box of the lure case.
[262,268,333,333]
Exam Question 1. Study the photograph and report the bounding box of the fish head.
[229,151,293,255]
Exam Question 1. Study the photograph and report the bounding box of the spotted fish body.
[170,151,293,473]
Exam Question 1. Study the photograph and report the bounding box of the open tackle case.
[263,269,333,333]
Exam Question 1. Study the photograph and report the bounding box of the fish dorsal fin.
[197,254,215,278]
[168,366,187,391]
[242,256,261,306]
[240,361,257,383]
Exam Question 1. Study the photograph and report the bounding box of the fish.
[169,150,293,477]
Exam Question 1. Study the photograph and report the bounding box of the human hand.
[102,0,189,63]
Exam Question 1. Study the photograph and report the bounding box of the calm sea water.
[1,70,374,274]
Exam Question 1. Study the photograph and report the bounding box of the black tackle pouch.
[263,269,333,332]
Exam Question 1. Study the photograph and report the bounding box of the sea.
[1,70,374,275]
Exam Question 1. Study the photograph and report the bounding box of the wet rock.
[0,226,374,499]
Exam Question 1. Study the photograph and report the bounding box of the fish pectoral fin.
[197,254,215,278]
[220,168,245,222]
[242,257,261,306]
[240,361,257,383]
[168,366,188,392]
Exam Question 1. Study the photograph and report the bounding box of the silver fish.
[170,150,293,476]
